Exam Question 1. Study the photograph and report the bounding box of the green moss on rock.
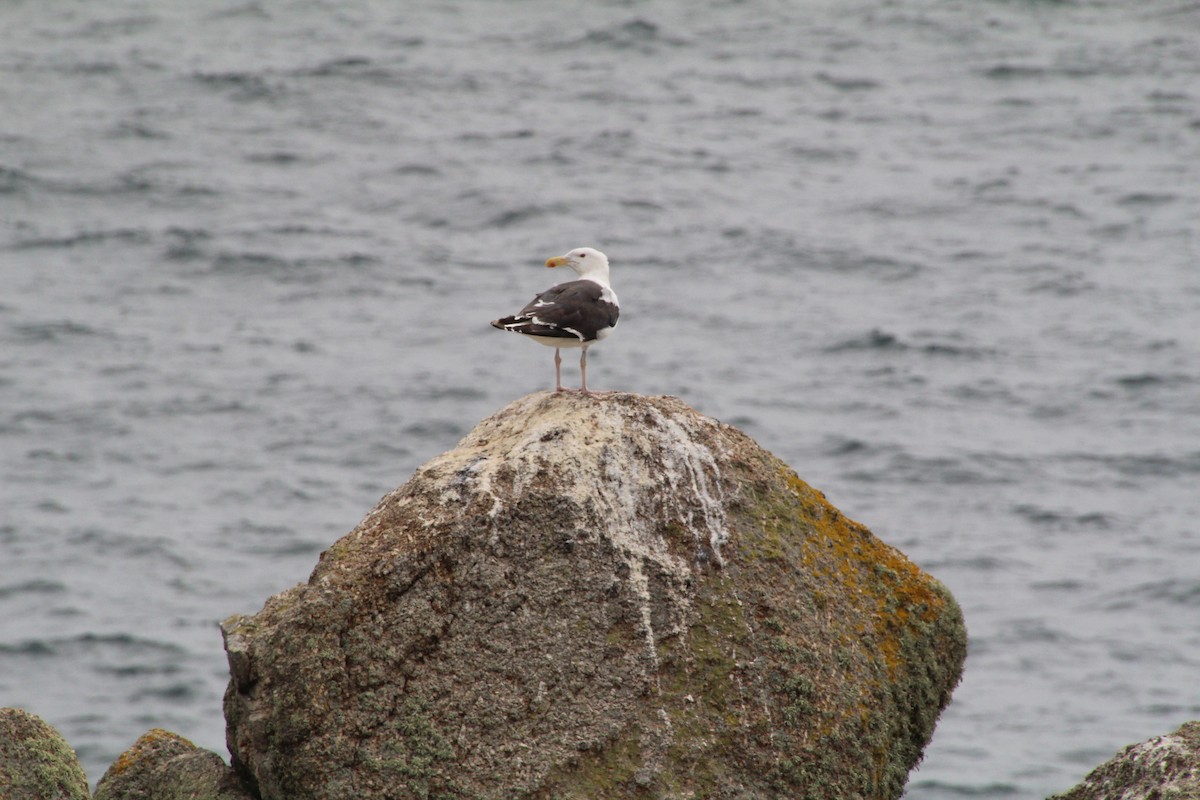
[0,707,90,800]
[94,727,254,800]
[1048,720,1200,800]
[222,391,967,800]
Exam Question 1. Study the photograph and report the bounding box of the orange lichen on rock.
[781,469,954,680]
[104,727,194,778]
[222,392,966,800]
[93,726,253,800]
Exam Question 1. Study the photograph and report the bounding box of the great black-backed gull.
[491,247,620,393]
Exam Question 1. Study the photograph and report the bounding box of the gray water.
[2,1,1199,796]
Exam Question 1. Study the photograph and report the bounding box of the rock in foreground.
[94,728,254,800]
[222,391,966,800]
[1048,721,1200,800]
[0,707,90,800]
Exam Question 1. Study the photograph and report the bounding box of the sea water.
[2,2,1198,796]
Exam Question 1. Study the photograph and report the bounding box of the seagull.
[491,247,620,393]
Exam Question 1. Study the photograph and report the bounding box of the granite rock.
[222,391,967,799]
[0,707,90,800]
[1049,720,1200,800]
[93,728,253,800]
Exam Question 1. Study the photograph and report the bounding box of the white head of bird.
[545,247,611,286]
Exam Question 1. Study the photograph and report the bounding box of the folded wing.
[492,280,619,342]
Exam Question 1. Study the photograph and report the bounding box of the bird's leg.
[554,348,564,392]
[579,347,589,394]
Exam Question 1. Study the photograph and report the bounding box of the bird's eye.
[578,252,587,258]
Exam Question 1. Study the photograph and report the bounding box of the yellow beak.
[545,256,570,268]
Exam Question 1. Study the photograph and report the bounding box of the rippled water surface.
[3,1,1199,796]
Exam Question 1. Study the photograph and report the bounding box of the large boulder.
[93,728,254,800]
[222,391,966,800]
[0,707,90,800]
[1048,721,1200,800]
